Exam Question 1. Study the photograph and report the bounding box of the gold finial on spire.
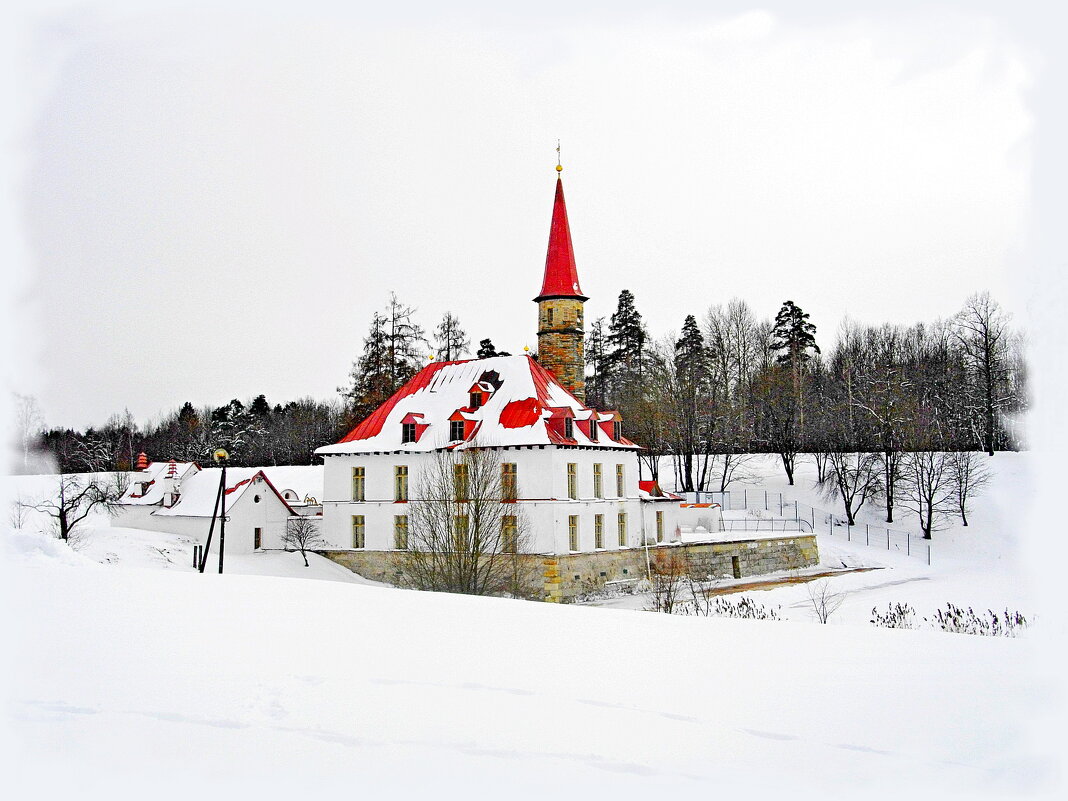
[556,140,562,172]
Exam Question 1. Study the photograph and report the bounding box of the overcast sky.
[1,1,1062,430]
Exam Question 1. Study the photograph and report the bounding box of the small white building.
[115,459,324,554]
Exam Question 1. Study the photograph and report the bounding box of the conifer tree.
[605,289,650,402]
[770,300,820,367]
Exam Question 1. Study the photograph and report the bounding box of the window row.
[569,512,629,551]
[352,461,627,503]
[352,463,518,502]
[566,463,626,500]
[351,513,519,552]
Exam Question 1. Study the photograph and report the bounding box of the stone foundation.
[320,534,817,603]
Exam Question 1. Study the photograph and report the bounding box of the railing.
[693,489,931,564]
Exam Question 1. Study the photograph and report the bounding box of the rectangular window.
[352,515,365,549]
[617,512,627,547]
[450,420,465,441]
[394,465,408,502]
[394,515,408,550]
[656,510,664,543]
[402,422,417,443]
[564,417,574,439]
[454,463,469,502]
[613,421,622,440]
[567,462,577,500]
[501,462,517,501]
[470,391,483,408]
[568,515,579,552]
[616,464,625,498]
[351,466,365,502]
[593,463,603,498]
[589,419,598,441]
[502,515,518,553]
[254,527,262,550]
[453,514,469,550]
[594,514,604,549]
[547,307,555,324]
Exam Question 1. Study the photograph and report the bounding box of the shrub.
[925,603,1030,637]
[870,602,917,629]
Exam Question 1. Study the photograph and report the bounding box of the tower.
[535,165,588,401]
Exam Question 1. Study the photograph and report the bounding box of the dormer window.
[589,418,598,441]
[613,421,622,440]
[450,420,465,441]
[470,392,483,409]
[402,422,417,443]
[564,417,574,439]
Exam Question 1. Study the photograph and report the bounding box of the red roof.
[534,177,587,302]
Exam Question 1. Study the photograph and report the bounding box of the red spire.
[534,177,587,302]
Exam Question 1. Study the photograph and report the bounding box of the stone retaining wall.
[319,534,817,603]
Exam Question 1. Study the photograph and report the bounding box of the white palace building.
[312,169,719,557]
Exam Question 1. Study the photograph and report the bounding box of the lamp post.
[213,448,229,574]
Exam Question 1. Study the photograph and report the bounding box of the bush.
[870,602,917,629]
[926,603,1030,637]
[682,594,781,620]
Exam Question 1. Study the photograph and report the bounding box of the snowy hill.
[0,453,1060,798]
[1,535,1057,799]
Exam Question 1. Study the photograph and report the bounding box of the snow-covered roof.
[637,480,685,501]
[150,465,323,518]
[121,461,199,506]
[316,355,638,455]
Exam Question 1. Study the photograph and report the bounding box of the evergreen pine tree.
[476,338,498,358]
[770,300,820,367]
[606,289,649,396]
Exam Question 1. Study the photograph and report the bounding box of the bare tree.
[433,311,470,361]
[820,450,882,526]
[899,450,956,539]
[647,548,689,613]
[947,451,990,527]
[404,446,532,596]
[12,393,44,473]
[954,292,1011,456]
[30,473,128,544]
[282,515,327,567]
[806,579,845,624]
[8,493,30,530]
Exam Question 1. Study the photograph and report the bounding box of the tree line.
[591,289,1024,536]
[23,287,1025,531]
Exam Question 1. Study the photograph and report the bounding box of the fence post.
[865,524,869,546]
[744,489,747,508]
[927,544,931,566]
[887,529,890,551]
[907,535,910,556]
[847,524,851,542]
[764,491,768,511]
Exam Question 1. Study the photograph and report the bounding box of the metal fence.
[694,489,931,564]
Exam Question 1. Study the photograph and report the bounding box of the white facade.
[319,445,714,555]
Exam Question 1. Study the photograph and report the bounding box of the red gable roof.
[534,177,587,302]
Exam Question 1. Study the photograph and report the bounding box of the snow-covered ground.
[587,453,1037,627]
[0,453,1062,798]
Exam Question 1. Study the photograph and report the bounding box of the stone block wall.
[319,534,817,603]
[537,298,585,400]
